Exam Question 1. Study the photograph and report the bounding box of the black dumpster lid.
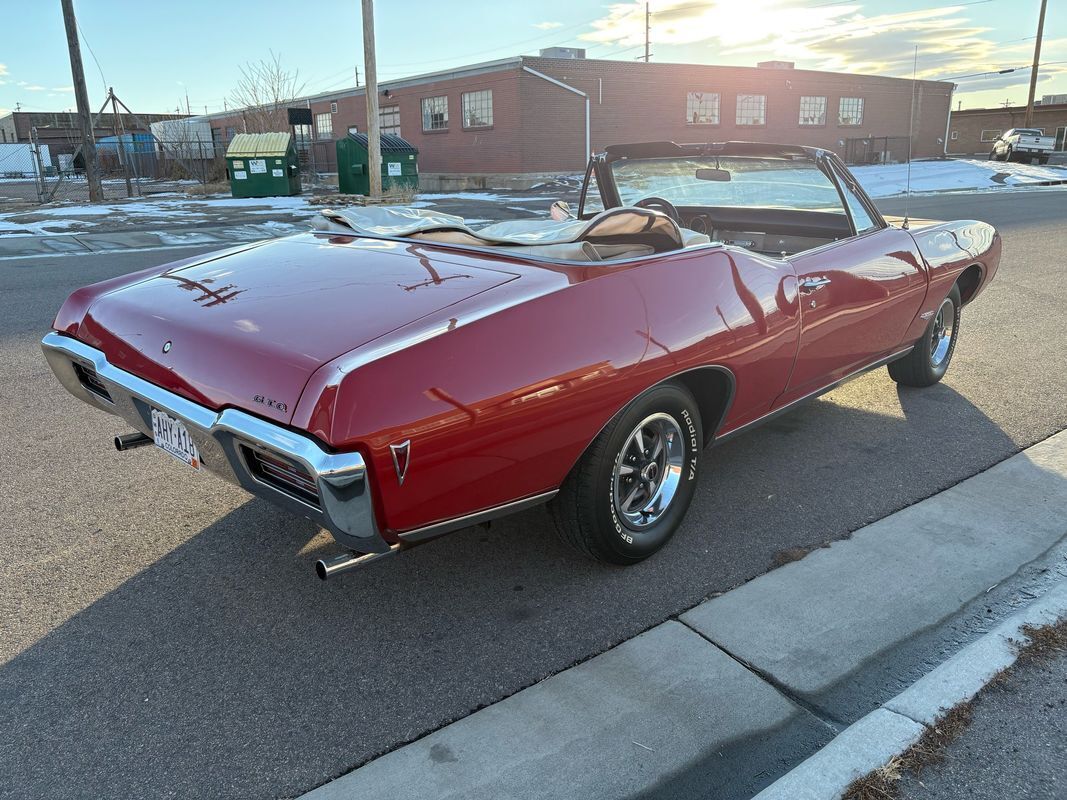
[346,132,419,155]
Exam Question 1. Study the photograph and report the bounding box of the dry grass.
[183,181,231,196]
[769,542,830,569]
[841,615,1067,800]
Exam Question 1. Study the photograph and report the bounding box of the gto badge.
[390,440,412,485]
[253,395,288,413]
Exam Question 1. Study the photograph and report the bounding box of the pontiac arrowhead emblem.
[390,440,412,485]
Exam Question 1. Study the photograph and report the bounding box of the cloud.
[579,0,1066,103]
[533,21,564,30]
[51,86,74,92]
[23,85,47,92]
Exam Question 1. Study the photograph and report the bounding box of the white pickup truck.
[989,128,1055,164]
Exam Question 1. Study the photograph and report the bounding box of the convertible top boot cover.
[313,205,710,258]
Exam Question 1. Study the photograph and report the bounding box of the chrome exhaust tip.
[315,545,400,580]
[114,432,153,451]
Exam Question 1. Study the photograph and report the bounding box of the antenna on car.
[903,45,918,230]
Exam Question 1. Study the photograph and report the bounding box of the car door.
[778,164,927,403]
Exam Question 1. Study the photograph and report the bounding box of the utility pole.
[361,0,382,199]
[1023,0,1048,127]
[354,64,360,88]
[643,2,651,63]
[61,0,102,202]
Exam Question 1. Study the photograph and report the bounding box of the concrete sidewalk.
[300,430,1067,800]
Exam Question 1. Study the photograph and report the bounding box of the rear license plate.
[151,408,201,470]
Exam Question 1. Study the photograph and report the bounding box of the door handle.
[799,277,832,294]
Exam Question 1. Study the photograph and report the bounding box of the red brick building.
[946,102,1067,157]
[192,52,955,186]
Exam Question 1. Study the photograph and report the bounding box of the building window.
[951,130,959,140]
[422,95,448,131]
[980,130,1002,142]
[798,96,826,126]
[461,90,493,128]
[380,106,401,136]
[686,91,720,125]
[315,112,333,139]
[330,101,338,114]
[736,94,766,126]
[838,97,864,126]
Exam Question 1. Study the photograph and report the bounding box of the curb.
[297,431,1067,800]
[753,580,1067,800]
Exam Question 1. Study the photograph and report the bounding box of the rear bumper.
[40,331,390,553]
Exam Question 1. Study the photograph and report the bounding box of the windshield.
[609,156,844,212]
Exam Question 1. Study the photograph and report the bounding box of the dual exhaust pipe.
[315,545,400,580]
[115,431,153,451]
[114,429,399,581]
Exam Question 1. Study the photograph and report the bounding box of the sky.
[0,0,1063,120]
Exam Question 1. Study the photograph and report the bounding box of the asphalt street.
[2,189,1066,799]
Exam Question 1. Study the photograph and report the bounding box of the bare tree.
[228,51,306,133]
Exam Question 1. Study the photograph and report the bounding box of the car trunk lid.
[76,236,519,423]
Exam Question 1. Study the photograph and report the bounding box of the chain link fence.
[842,136,912,166]
[0,127,341,206]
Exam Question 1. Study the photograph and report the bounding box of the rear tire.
[888,285,961,387]
[550,383,702,565]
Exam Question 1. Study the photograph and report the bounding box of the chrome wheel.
[612,413,685,530]
[930,297,955,368]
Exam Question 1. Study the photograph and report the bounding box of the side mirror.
[695,168,731,182]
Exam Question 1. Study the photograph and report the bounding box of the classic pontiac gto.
[43,141,1000,578]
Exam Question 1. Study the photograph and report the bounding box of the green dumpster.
[336,132,419,195]
[225,132,300,198]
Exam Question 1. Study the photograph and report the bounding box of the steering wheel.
[633,196,682,225]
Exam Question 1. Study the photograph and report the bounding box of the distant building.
[169,49,958,188]
[947,102,1067,155]
[0,110,187,170]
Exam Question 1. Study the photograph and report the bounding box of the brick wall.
[523,57,953,165]
[198,57,955,176]
[947,104,1067,155]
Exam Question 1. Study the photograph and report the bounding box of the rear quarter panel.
[902,220,1001,342]
[293,245,801,534]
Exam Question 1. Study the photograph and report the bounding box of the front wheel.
[550,383,702,565]
[888,284,961,387]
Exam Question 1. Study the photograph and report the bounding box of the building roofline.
[953,102,1067,113]
[181,52,955,125]
[185,56,524,123]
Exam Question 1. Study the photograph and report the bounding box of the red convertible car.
[43,141,1000,578]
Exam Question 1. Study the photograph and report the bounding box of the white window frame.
[315,112,332,140]
[950,130,959,141]
[422,95,449,131]
[736,94,766,126]
[330,101,338,114]
[980,129,1002,142]
[461,90,493,128]
[838,97,864,126]
[686,91,720,125]
[798,95,826,126]
[379,105,401,137]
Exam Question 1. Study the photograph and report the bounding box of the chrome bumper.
[40,331,389,553]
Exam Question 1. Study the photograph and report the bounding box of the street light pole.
[361,0,382,199]
[1023,0,1048,127]
[60,0,102,202]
